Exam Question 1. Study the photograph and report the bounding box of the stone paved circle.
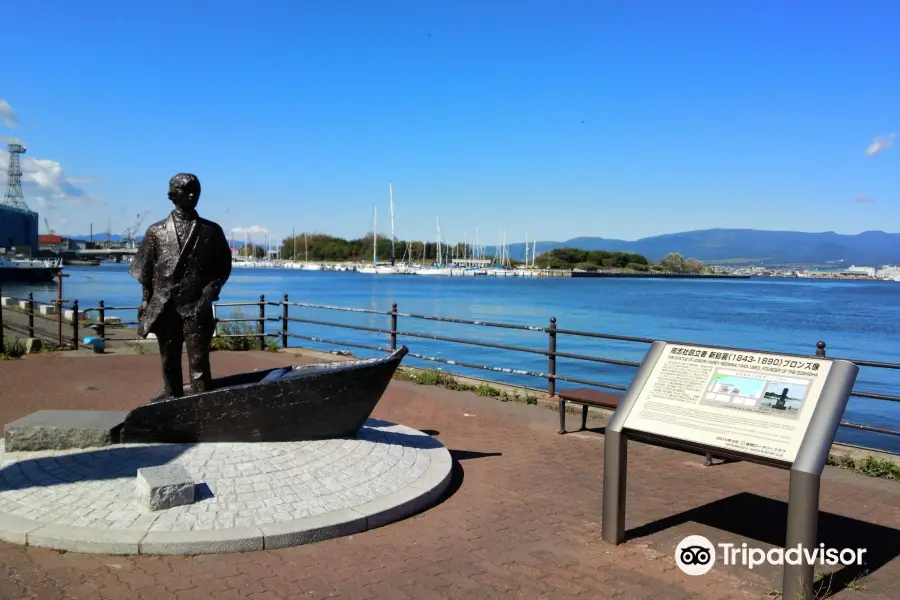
[0,419,452,555]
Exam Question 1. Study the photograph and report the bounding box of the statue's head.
[168,173,201,211]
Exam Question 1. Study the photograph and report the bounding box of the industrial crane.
[122,211,150,248]
[44,217,56,235]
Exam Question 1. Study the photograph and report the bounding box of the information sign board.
[621,343,833,464]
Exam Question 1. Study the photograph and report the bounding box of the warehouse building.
[0,205,39,256]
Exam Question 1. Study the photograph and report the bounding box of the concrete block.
[104,316,122,324]
[3,410,128,452]
[0,297,15,307]
[136,465,195,511]
[25,338,43,354]
[38,305,57,316]
[18,300,29,310]
[63,308,86,321]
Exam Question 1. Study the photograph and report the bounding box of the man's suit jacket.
[130,211,232,338]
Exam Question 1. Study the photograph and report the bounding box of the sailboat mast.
[292,228,296,261]
[304,232,308,262]
[475,226,479,261]
[389,183,396,266]
[525,231,529,266]
[436,217,441,267]
[373,206,378,265]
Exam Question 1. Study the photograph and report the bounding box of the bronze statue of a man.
[130,173,233,397]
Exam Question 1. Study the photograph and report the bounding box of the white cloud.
[852,194,875,203]
[231,225,270,235]
[0,98,103,211]
[0,99,18,128]
[0,150,104,210]
[866,133,895,157]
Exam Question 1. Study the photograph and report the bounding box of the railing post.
[258,294,266,350]
[390,303,398,351]
[281,294,289,349]
[816,341,826,357]
[548,316,557,395]
[98,300,106,342]
[27,293,34,338]
[71,300,79,350]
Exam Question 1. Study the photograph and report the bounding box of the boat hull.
[0,267,58,283]
[120,346,409,444]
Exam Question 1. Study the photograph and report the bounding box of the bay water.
[7,263,900,453]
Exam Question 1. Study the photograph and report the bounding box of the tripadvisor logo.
[675,535,867,575]
[676,535,716,575]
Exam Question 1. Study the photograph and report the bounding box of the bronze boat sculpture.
[120,346,409,444]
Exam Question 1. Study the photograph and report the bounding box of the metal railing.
[0,292,78,349]
[2,289,899,453]
[280,295,900,449]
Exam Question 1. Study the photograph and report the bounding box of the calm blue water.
[6,264,900,453]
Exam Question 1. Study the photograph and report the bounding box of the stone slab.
[260,508,368,549]
[136,464,196,511]
[0,514,45,545]
[139,526,264,555]
[0,420,452,555]
[0,296,15,307]
[353,483,436,530]
[27,523,146,555]
[3,410,128,452]
[38,305,57,316]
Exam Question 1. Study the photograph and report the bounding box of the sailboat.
[301,233,323,270]
[358,184,400,275]
[415,217,453,275]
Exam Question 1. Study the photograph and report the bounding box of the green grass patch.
[211,308,279,352]
[828,453,900,480]
[475,383,501,397]
[396,367,483,392]
[395,367,542,406]
[0,337,26,359]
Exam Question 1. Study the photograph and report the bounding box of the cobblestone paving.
[1,351,899,599]
[0,421,436,533]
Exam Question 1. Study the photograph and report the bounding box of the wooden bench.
[557,387,720,466]
[557,387,622,434]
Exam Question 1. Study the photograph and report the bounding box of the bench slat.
[558,387,622,409]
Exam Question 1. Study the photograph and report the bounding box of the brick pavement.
[1,351,899,599]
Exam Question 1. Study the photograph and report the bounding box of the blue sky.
[1,1,897,245]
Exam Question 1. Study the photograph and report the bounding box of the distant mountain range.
[61,228,900,266]
[66,234,131,243]
[65,233,247,247]
[492,229,900,266]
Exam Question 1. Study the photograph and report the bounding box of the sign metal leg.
[782,469,820,600]
[601,430,628,544]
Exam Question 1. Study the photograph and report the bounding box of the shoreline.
[570,271,750,279]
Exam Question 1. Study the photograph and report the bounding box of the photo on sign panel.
[758,380,810,419]
[700,370,767,408]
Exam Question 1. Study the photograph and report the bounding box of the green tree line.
[238,234,705,273]
[534,248,706,273]
[239,233,484,262]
